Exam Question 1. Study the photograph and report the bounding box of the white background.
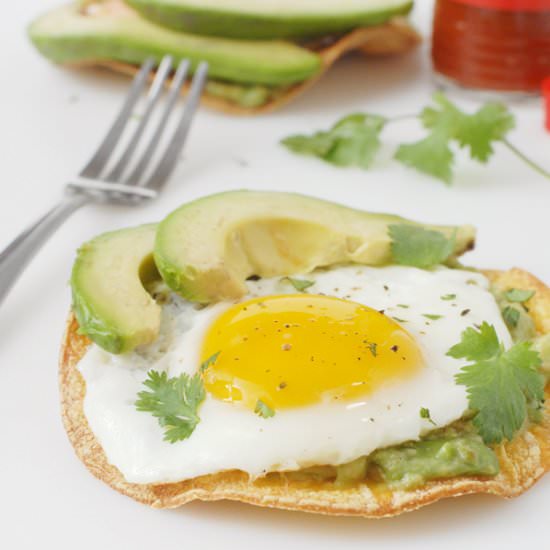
[1,1,549,549]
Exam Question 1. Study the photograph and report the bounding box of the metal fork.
[0,56,208,306]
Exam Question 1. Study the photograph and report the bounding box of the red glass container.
[432,0,550,94]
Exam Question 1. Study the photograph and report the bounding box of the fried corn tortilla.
[59,267,550,517]
[70,16,420,115]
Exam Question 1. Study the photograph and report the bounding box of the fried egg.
[78,266,511,484]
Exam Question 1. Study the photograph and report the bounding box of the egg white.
[78,266,511,484]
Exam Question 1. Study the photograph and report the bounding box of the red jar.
[432,0,550,94]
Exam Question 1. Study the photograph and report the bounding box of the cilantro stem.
[501,138,550,181]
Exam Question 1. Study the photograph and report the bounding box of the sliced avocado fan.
[70,192,475,353]
[126,0,414,40]
[71,224,161,354]
[28,0,321,87]
[154,191,476,303]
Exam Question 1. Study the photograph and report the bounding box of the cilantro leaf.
[199,351,220,373]
[502,305,520,328]
[455,103,515,162]
[420,407,436,426]
[447,322,501,361]
[255,399,275,419]
[422,93,515,162]
[449,323,544,444]
[282,277,315,292]
[389,224,455,269]
[441,294,456,300]
[423,314,443,321]
[397,92,514,183]
[280,93,549,186]
[394,128,454,184]
[281,114,387,169]
[504,288,535,303]
[504,343,545,403]
[136,370,205,443]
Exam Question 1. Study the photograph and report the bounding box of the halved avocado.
[154,191,476,303]
[71,224,161,354]
[28,0,321,86]
[126,0,413,40]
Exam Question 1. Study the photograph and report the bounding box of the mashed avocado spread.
[370,435,499,488]
[285,432,500,489]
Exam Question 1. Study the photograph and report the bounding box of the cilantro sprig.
[136,370,206,443]
[448,322,544,444]
[422,98,514,160]
[281,92,550,185]
[389,224,455,268]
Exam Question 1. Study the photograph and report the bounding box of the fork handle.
[0,193,88,306]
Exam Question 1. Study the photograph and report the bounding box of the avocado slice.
[154,191,476,303]
[28,0,322,87]
[126,0,413,40]
[71,224,161,354]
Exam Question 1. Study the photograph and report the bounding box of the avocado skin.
[154,191,477,304]
[71,224,160,354]
[28,1,322,86]
[126,0,413,40]
[72,284,124,354]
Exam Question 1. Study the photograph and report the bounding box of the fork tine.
[123,59,191,187]
[79,58,155,179]
[143,61,209,191]
[105,55,174,182]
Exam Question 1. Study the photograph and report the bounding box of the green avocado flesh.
[495,290,537,343]
[285,435,499,488]
[370,436,499,488]
[203,81,286,109]
[154,191,476,303]
[536,334,550,368]
[126,0,413,40]
[71,224,161,354]
[28,0,321,87]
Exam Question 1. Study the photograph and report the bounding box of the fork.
[0,55,208,306]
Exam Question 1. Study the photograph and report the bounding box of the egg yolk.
[201,294,423,410]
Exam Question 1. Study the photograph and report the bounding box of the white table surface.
[1,2,549,549]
